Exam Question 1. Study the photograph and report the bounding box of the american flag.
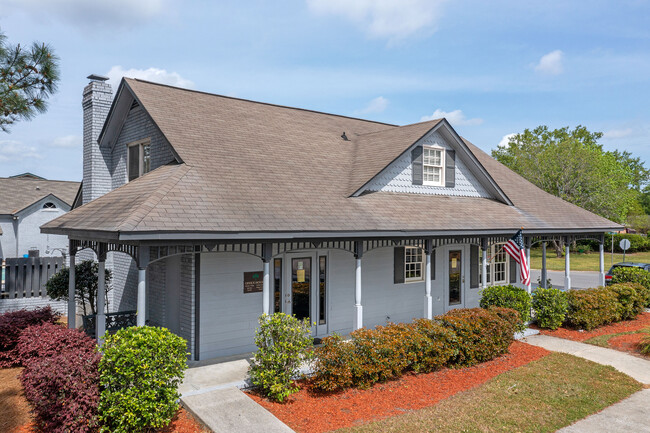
[503,229,530,286]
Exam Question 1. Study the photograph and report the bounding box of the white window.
[482,243,510,287]
[404,246,424,282]
[127,139,151,182]
[423,146,445,186]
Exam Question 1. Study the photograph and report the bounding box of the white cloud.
[498,133,516,148]
[106,66,194,90]
[1,0,169,28]
[603,128,634,139]
[0,140,43,162]
[51,135,81,148]
[357,96,388,114]
[306,0,446,40]
[420,109,483,126]
[534,50,564,75]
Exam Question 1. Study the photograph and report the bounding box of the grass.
[336,353,641,433]
[529,248,650,272]
[584,327,650,348]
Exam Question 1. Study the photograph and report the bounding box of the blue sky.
[0,0,649,181]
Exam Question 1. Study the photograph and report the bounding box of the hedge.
[565,287,619,330]
[311,307,518,392]
[611,266,650,308]
[0,306,60,367]
[479,284,532,331]
[16,322,97,366]
[532,287,568,330]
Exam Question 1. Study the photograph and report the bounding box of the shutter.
[445,149,455,188]
[432,249,436,280]
[509,256,517,284]
[394,247,405,284]
[470,245,479,288]
[411,146,423,185]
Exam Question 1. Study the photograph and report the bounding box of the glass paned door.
[449,250,462,305]
[291,258,311,322]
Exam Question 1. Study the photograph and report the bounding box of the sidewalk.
[523,334,650,432]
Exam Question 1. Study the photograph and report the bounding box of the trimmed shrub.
[480,285,532,331]
[565,288,618,330]
[611,266,650,308]
[16,321,97,365]
[20,335,100,433]
[610,283,645,321]
[0,306,60,367]
[439,307,517,366]
[249,313,314,402]
[98,326,188,433]
[410,319,458,373]
[311,334,356,392]
[532,287,569,330]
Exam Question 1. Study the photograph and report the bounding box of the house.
[42,75,620,360]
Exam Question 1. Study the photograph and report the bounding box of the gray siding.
[0,296,67,315]
[363,130,492,198]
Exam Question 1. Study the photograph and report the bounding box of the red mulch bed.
[536,312,650,342]
[247,341,549,433]
[607,333,650,360]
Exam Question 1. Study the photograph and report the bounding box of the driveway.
[530,269,600,290]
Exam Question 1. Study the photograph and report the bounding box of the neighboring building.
[0,176,80,259]
[43,76,620,360]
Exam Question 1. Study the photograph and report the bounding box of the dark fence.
[0,257,65,299]
[82,310,137,339]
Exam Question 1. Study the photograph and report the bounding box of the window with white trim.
[423,146,445,186]
[127,139,151,182]
[404,246,424,282]
[481,243,509,287]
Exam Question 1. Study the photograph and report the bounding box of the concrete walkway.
[523,334,650,432]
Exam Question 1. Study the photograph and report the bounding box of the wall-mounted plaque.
[244,271,264,293]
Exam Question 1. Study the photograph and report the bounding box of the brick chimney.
[82,74,113,204]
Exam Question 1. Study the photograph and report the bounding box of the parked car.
[605,262,650,285]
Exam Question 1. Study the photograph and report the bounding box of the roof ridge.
[126,78,398,127]
[0,177,80,184]
[353,118,442,138]
[116,164,191,232]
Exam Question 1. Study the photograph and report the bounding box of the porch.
[66,232,608,360]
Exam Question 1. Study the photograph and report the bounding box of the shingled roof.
[42,79,620,239]
[0,177,80,215]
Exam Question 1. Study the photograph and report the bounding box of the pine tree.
[0,29,60,132]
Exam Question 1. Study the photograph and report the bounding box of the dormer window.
[43,202,56,209]
[423,146,445,186]
[127,139,151,181]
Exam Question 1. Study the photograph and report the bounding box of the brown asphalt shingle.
[0,177,80,215]
[42,79,620,237]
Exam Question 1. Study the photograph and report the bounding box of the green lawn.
[529,248,650,272]
[336,353,641,433]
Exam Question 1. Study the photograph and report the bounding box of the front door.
[290,257,311,322]
[446,249,465,310]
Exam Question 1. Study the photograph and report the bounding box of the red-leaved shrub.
[16,321,98,366]
[21,349,101,433]
[0,306,60,367]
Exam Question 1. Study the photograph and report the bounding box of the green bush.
[641,334,650,355]
[249,313,314,402]
[611,233,650,253]
[532,287,568,330]
[611,267,650,308]
[480,285,532,331]
[565,288,618,330]
[609,283,645,321]
[312,307,517,392]
[98,326,187,433]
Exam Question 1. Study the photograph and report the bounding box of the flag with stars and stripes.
[503,229,530,286]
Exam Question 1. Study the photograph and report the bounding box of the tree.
[46,260,112,316]
[0,29,60,132]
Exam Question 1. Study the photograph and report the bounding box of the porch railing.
[82,310,137,339]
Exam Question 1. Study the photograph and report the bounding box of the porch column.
[96,244,107,344]
[262,243,272,315]
[599,235,606,286]
[424,239,433,320]
[564,236,571,290]
[67,246,76,329]
[137,247,149,327]
[353,242,363,330]
[525,237,532,293]
[481,238,488,289]
[541,242,548,289]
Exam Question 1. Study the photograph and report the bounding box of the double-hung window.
[404,246,424,282]
[423,146,445,186]
[127,139,151,182]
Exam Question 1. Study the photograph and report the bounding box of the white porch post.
[137,246,149,327]
[525,237,532,293]
[424,239,433,320]
[67,247,76,329]
[262,243,271,315]
[541,242,548,289]
[481,238,488,289]
[96,244,107,345]
[353,242,363,330]
[564,236,571,290]
[599,235,606,286]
